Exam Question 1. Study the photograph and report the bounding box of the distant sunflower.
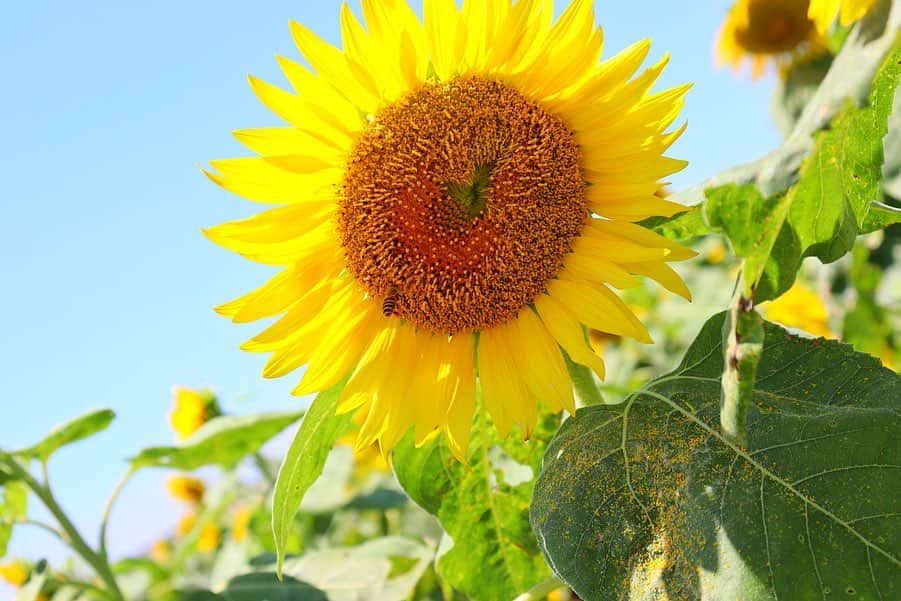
[168,386,219,440]
[206,0,694,460]
[808,0,879,32]
[717,0,825,78]
[762,282,833,338]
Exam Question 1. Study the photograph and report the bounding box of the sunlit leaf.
[15,409,115,462]
[393,408,559,600]
[130,411,302,470]
[280,536,433,601]
[272,383,351,577]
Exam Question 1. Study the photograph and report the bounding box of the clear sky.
[0,0,779,595]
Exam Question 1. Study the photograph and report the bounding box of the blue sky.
[0,0,779,595]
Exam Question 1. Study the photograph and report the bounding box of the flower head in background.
[165,475,206,504]
[231,506,254,542]
[717,0,825,79]
[197,522,221,553]
[206,0,694,460]
[175,512,196,538]
[808,0,879,32]
[168,386,220,440]
[174,512,220,552]
[0,562,28,587]
[149,539,172,563]
[762,282,833,338]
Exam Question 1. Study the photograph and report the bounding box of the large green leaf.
[130,411,302,470]
[531,313,900,601]
[279,536,433,601]
[272,383,351,576]
[15,409,115,462]
[393,408,558,600]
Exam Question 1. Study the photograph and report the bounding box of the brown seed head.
[340,76,586,334]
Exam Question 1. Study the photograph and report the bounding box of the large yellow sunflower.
[205,0,694,461]
[717,0,825,79]
[808,0,879,32]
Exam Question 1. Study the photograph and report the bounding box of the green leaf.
[130,410,303,470]
[280,536,433,601]
[186,574,328,601]
[531,313,900,601]
[642,206,709,241]
[672,3,901,208]
[703,184,793,297]
[272,383,351,577]
[393,409,558,600]
[701,39,901,301]
[15,409,115,462]
[861,200,901,232]
[0,469,22,556]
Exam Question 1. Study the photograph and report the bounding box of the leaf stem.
[0,455,125,601]
[512,576,565,601]
[11,518,68,543]
[99,467,136,558]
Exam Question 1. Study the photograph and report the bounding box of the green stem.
[253,452,276,485]
[12,518,68,543]
[1,456,125,601]
[719,274,764,447]
[512,576,565,601]
[563,352,605,408]
[99,467,136,558]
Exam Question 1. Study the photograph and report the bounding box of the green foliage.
[861,200,901,232]
[393,408,558,601]
[130,411,303,470]
[14,409,115,463]
[0,480,28,557]
[182,574,327,601]
[531,313,901,600]
[679,40,901,301]
[279,536,433,600]
[272,383,352,576]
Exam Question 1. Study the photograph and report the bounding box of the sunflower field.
[1,0,900,600]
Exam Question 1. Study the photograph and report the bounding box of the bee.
[382,289,399,317]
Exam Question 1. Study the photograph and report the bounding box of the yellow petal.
[443,333,477,461]
[533,294,606,379]
[548,278,652,343]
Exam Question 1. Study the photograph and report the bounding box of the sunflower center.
[737,0,815,53]
[339,76,586,334]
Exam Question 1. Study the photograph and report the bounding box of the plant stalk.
[1,455,125,601]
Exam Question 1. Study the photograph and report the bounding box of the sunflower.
[0,562,28,587]
[165,475,206,504]
[762,282,833,338]
[168,386,220,440]
[717,0,826,79]
[205,0,694,460]
[808,0,879,32]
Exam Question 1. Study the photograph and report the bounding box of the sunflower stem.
[719,272,764,447]
[0,454,125,601]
